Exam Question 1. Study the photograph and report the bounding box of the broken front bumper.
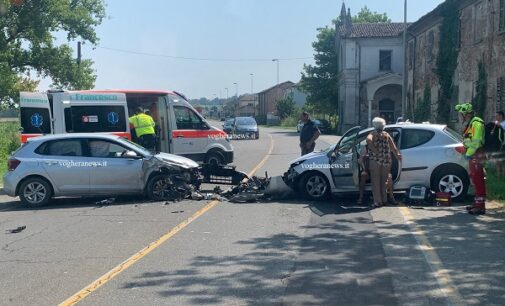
[283,166,300,187]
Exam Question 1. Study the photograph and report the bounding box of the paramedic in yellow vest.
[455,103,486,215]
[129,107,156,151]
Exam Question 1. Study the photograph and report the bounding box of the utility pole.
[250,73,254,94]
[225,88,229,99]
[77,41,81,67]
[233,82,238,97]
[402,0,408,120]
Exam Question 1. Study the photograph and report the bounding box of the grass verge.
[487,169,505,204]
[0,121,21,184]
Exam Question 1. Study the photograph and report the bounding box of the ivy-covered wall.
[408,0,505,126]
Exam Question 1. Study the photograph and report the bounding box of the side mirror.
[200,122,210,130]
[327,149,338,159]
[123,150,142,159]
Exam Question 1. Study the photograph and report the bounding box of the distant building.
[336,3,409,132]
[257,81,295,118]
[407,0,505,124]
[284,83,307,108]
[234,94,257,117]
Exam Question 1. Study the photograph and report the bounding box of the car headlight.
[291,160,306,167]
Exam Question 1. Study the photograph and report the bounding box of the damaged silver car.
[3,134,202,207]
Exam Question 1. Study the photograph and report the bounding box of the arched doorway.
[379,99,395,124]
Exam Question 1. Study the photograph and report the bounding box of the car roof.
[26,133,122,143]
[360,123,446,132]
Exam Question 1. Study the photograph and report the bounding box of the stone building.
[407,0,505,124]
[336,3,409,132]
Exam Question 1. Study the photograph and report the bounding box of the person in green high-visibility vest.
[129,107,156,151]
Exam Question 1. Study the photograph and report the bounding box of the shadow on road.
[116,195,504,305]
[0,195,154,212]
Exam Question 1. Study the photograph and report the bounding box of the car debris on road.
[6,226,26,234]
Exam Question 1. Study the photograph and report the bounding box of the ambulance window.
[174,106,204,130]
[64,108,73,132]
[20,107,52,134]
[69,106,127,133]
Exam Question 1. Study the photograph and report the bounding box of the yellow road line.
[398,206,464,306]
[59,134,274,306]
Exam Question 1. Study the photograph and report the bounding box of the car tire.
[18,177,53,207]
[431,167,469,202]
[146,174,174,201]
[205,151,224,165]
[255,132,259,140]
[299,172,330,200]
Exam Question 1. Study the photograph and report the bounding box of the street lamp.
[225,87,229,99]
[250,73,254,94]
[272,59,279,85]
[233,82,238,97]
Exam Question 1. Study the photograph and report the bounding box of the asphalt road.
[0,124,504,306]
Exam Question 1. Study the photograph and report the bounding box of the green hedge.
[0,122,21,182]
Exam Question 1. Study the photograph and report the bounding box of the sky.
[40,0,444,100]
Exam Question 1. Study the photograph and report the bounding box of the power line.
[96,46,313,62]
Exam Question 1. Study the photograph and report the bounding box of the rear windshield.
[235,117,256,125]
[444,127,463,143]
[65,105,127,133]
[20,107,52,134]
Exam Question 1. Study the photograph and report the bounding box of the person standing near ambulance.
[129,107,156,151]
[455,103,486,215]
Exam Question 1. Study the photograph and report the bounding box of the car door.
[37,138,90,195]
[85,139,144,194]
[330,126,361,192]
[171,105,208,159]
[385,127,402,184]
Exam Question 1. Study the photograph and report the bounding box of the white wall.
[358,37,405,81]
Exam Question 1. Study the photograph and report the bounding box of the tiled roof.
[339,23,410,38]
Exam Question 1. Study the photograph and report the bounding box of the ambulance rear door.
[19,92,53,142]
[63,92,130,138]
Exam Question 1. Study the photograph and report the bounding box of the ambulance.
[19,90,234,165]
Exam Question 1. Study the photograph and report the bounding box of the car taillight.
[455,146,465,154]
[7,158,21,171]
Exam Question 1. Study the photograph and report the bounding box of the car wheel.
[432,167,469,202]
[255,132,259,140]
[19,177,53,207]
[299,172,330,200]
[147,174,174,201]
[205,152,223,165]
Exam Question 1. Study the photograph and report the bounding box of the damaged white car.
[3,134,202,207]
[284,123,470,201]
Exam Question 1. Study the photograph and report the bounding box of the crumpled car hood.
[154,152,199,169]
[289,151,326,165]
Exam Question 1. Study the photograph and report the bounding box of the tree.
[300,26,338,116]
[352,6,391,23]
[276,96,295,120]
[301,7,391,120]
[0,0,106,108]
